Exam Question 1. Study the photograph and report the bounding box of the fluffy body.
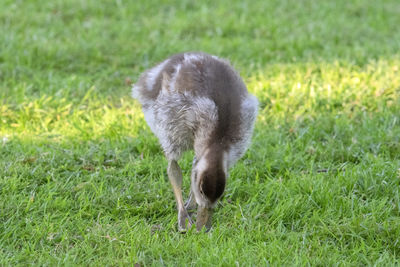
[132,52,257,165]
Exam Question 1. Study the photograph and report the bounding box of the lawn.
[1,0,400,265]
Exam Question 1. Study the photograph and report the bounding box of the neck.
[203,142,224,166]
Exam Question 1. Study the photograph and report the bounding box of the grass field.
[1,0,400,265]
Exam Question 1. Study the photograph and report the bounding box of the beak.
[196,206,213,232]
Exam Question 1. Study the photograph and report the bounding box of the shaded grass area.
[1,0,400,265]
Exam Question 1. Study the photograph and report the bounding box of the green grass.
[1,0,400,265]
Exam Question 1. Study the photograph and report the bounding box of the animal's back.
[132,52,258,161]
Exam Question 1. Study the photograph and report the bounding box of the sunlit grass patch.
[250,58,400,123]
[0,93,146,141]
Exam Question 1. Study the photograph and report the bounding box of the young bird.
[132,52,258,231]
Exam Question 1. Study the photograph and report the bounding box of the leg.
[184,190,197,213]
[167,160,193,231]
[185,156,198,212]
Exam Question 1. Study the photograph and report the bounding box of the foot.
[178,208,193,232]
